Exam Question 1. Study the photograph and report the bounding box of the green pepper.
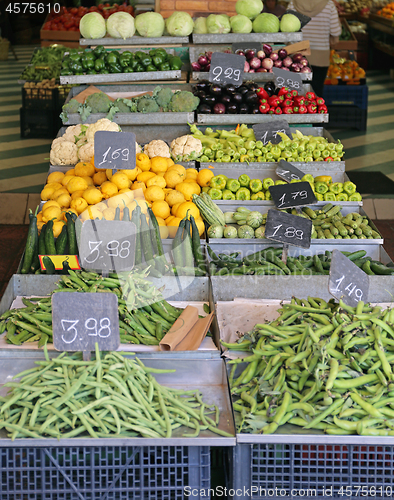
[169,55,182,70]
[123,67,134,73]
[271,146,281,160]
[301,174,314,184]
[315,193,324,201]
[94,58,105,72]
[235,188,251,200]
[145,64,157,72]
[152,54,164,68]
[62,56,71,69]
[159,62,171,71]
[87,69,97,75]
[324,192,336,201]
[108,63,122,74]
[343,181,356,195]
[134,63,145,72]
[222,189,236,200]
[69,61,83,73]
[249,179,263,193]
[106,51,119,65]
[262,177,274,190]
[336,193,348,201]
[119,51,133,68]
[69,52,81,62]
[226,179,240,193]
[81,56,94,70]
[251,191,265,200]
[329,182,343,194]
[349,192,362,201]
[140,55,152,67]
[93,45,105,58]
[210,175,227,190]
[208,188,222,200]
[315,181,328,194]
[238,174,250,188]
[134,51,146,60]
[60,69,73,76]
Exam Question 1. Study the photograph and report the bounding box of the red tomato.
[70,26,79,31]
[70,7,78,14]
[89,6,99,12]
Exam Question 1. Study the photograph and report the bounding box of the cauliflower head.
[86,118,121,143]
[144,140,170,159]
[78,142,95,163]
[170,135,203,162]
[50,141,78,166]
[51,137,66,148]
[136,142,142,154]
[62,124,84,144]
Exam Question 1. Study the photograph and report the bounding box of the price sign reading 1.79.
[209,52,245,86]
[94,131,136,171]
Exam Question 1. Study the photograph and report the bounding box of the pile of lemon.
[38,154,215,239]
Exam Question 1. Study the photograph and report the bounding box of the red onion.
[282,56,293,68]
[236,50,245,57]
[257,50,265,59]
[205,63,210,71]
[191,62,201,71]
[244,61,250,72]
[281,67,290,71]
[270,52,279,62]
[300,57,309,67]
[261,58,273,70]
[273,60,283,68]
[206,51,212,60]
[278,48,287,59]
[256,68,266,72]
[249,69,255,73]
[268,69,273,72]
[249,57,261,70]
[300,66,312,73]
[292,52,303,63]
[246,49,256,60]
[198,55,208,67]
[291,62,301,72]
[262,43,272,56]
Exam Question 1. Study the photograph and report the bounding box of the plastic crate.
[20,107,62,139]
[323,85,368,109]
[22,86,58,110]
[327,105,367,131]
[228,443,394,499]
[0,445,210,499]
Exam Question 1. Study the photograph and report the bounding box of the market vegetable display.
[190,124,344,162]
[325,51,366,85]
[223,297,394,436]
[60,46,183,77]
[0,345,230,439]
[20,45,68,82]
[208,247,394,276]
[203,205,379,241]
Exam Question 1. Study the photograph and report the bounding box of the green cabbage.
[235,0,264,20]
[165,11,194,37]
[206,14,231,34]
[230,14,253,33]
[135,12,165,37]
[106,12,135,39]
[280,13,301,32]
[193,17,208,34]
[79,12,106,39]
[252,13,280,33]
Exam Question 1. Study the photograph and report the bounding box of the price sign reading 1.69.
[94,131,136,171]
[209,52,245,86]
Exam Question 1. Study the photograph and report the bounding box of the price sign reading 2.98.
[52,292,120,352]
[209,52,245,86]
[273,67,304,94]
[94,131,136,171]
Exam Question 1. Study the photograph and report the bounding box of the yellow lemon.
[47,171,65,184]
[41,185,56,201]
[196,169,214,187]
[70,197,88,215]
[65,168,75,176]
[136,153,151,172]
[56,193,71,208]
[93,171,107,185]
[164,170,184,189]
[51,187,69,200]
[62,208,78,221]
[171,202,182,216]
[156,216,166,226]
[166,157,174,168]
[144,185,165,203]
[111,172,130,190]
[166,215,175,225]
[46,182,63,191]
[105,169,113,181]
[100,181,118,199]
[195,217,205,237]
[137,171,156,183]
[166,217,182,238]
[169,164,186,177]
[185,168,198,180]
[131,183,146,199]
[80,205,103,222]
[61,175,75,187]
[82,176,94,187]
[175,181,200,201]
[121,167,141,182]
[159,225,169,239]
[74,162,95,177]
[107,191,134,209]
[118,188,133,195]
[37,221,45,232]
[83,187,103,205]
[165,190,185,207]
[176,201,200,220]
[147,174,166,189]
[151,200,170,220]
[42,206,62,222]
[66,176,89,194]
[42,200,60,212]
[183,177,199,184]
[102,207,116,221]
[36,212,43,222]
[71,190,85,201]
[150,156,168,175]
[52,220,65,238]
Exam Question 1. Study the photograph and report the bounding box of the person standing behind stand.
[287,0,341,97]
[263,0,286,17]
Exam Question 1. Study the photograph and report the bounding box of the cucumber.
[114,206,121,221]
[122,206,130,222]
[38,224,47,256]
[55,224,68,255]
[20,208,39,274]
[65,212,78,255]
[147,207,167,275]
[140,213,154,266]
[172,218,186,270]
[182,218,194,270]
[42,256,56,275]
[370,263,394,275]
[131,206,142,266]
[44,220,56,255]
[190,215,205,272]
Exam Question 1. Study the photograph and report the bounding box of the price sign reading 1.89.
[329,249,369,307]
[273,67,304,94]
[209,52,245,86]
[265,209,312,249]
[52,292,120,352]
[94,131,136,171]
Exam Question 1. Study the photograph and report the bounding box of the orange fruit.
[151,200,170,220]
[197,169,214,187]
[175,201,200,220]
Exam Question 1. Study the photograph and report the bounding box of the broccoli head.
[136,96,159,114]
[169,91,200,113]
[85,92,112,114]
[114,98,136,113]
[152,86,174,111]
[60,98,81,123]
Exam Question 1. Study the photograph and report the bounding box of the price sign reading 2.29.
[52,292,120,352]
[94,131,136,171]
[209,52,245,86]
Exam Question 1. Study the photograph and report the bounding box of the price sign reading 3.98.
[329,249,369,307]
[94,131,136,171]
[52,292,120,352]
[265,209,312,248]
[209,52,245,86]
[273,67,304,94]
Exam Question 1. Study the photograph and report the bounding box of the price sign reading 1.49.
[209,52,245,86]
[265,209,312,249]
[94,131,136,171]
[276,159,306,183]
[252,120,291,146]
[329,249,369,307]
[52,292,120,353]
[273,67,304,94]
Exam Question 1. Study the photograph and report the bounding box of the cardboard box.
[332,18,358,51]
[40,14,81,43]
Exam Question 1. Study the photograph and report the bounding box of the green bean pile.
[0,345,231,440]
[0,269,184,347]
[223,297,394,436]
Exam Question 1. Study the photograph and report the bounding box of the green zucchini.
[122,206,130,222]
[55,224,68,255]
[38,224,47,256]
[131,206,142,266]
[42,256,56,275]
[65,212,78,255]
[140,213,154,266]
[182,218,194,270]
[44,220,56,255]
[20,207,39,274]
[147,207,168,275]
[172,218,186,270]
[190,215,205,272]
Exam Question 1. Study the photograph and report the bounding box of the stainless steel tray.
[192,32,303,44]
[192,70,312,82]
[197,113,328,124]
[80,36,190,46]
[64,111,195,126]
[0,354,235,446]
[60,70,182,85]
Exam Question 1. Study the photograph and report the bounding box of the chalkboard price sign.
[329,249,369,307]
[94,131,136,171]
[273,67,304,94]
[269,181,316,209]
[265,209,312,248]
[79,219,136,272]
[52,292,120,352]
[232,42,261,55]
[209,52,245,86]
[276,159,305,183]
[252,120,291,146]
